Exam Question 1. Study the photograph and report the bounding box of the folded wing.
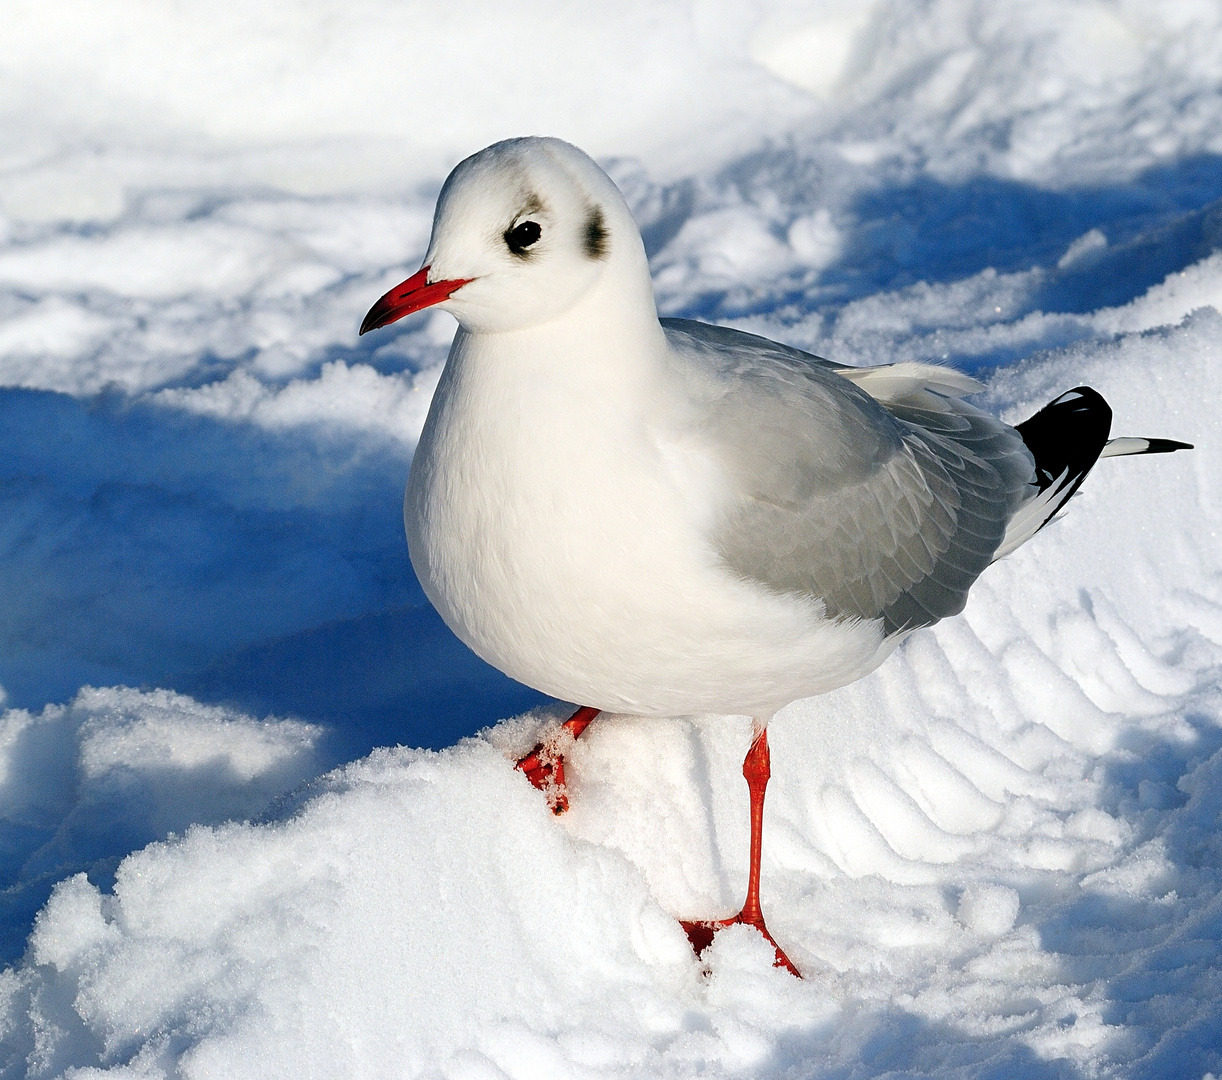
[662,320,1035,635]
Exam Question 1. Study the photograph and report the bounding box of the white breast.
[406,323,891,718]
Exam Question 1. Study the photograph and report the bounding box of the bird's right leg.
[515,706,600,814]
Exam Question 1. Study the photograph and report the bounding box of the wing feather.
[661,319,1035,635]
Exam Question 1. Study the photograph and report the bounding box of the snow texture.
[0,1,1219,1076]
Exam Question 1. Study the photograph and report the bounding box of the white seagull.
[360,137,1191,976]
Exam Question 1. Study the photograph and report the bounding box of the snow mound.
[0,687,324,968]
[0,320,1215,1077]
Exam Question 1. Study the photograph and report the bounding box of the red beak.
[359,265,473,335]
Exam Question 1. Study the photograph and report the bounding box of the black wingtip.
[1015,385,1112,494]
[1143,438,1194,453]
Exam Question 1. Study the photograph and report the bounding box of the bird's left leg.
[681,722,801,977]
[515,706,600,814]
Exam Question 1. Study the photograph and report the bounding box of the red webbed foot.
[679,914,801,978]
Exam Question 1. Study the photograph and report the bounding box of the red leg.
[515,706,600,814]
[680,728,801,977]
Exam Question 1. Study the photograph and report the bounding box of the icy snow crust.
[0,1,1221,1076]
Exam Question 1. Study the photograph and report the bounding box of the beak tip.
[358,298,396,337]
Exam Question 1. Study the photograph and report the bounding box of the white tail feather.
[993,468,1071,561]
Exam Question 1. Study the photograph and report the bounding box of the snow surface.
[0,1,1220,1076]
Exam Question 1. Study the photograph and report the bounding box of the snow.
[0,0,1219,1076]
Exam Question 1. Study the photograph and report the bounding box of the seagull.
[360,137,1192,976]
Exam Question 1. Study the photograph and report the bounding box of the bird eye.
[505,220,542,255]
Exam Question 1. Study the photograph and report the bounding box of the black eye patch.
[584,206,608,260]
[505,220,542,256]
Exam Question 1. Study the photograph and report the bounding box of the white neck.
[450,248,670,402]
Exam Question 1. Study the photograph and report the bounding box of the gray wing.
[661,319,1036,634]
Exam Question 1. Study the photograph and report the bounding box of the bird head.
[361,137,646,336]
